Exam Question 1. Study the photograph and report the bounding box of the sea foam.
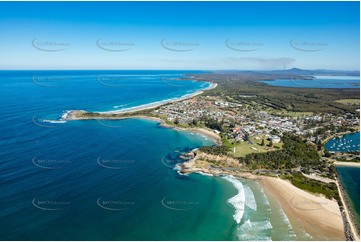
[237,219,273,241]
[41,119,67,124]
[223,175,245,224]
[244,185,257,211]
[278,206,296,240]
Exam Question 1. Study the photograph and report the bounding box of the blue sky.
[0,1,359,70]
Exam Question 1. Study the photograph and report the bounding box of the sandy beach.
[334,161,360,167]
[138,116,222,144]
[99,82,217,115]
[261,177,345,240]
[64,81,222,144]
[65,82,217,120]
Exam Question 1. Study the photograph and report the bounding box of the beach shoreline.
[62,76,351,240]
[139,115,222,145]
[334,161,360,167]
[180,150,346,240]
[322,131,359,144]
[66,82,217,118]
[260,176,345,240]
[64,81,221,144]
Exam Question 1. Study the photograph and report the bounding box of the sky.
[0,1,359,70]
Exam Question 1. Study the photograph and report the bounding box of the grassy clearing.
[335,99,360,105]
[225,135,283,157]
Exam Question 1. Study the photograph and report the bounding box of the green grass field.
[225,135,283,157]
[335,99,360,105]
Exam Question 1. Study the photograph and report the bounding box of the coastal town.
[151,90,360,241]
[2,1,359,241]
[65,77,360,241]
[153,95,360,158]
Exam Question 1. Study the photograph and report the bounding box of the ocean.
[260,75,360,88]
[0,70,324,240]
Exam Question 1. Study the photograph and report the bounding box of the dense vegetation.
[190,73,359,114]
[238,133,321,171]
[199,146,230,155]
[281,172,341,204]
[191,72,355,202]
[200,117,224,131]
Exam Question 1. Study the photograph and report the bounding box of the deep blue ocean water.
[260,75,360,88]
[0,70,228,240]
[0,70,331,240]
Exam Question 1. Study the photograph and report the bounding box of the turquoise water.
[0,70,325,240]
[260,75,360,88]
[325,132,360,152]
[336,166,360,229]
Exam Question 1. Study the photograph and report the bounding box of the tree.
[191,119,197,126]
[260,139,265,146]
[174,119,179,125]
[317,140,322,150]
[324,150,331,157]
[315,136,319,144]
[268,140,273,147]
[244,133,249,141]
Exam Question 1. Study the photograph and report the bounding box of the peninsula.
[64,71,360,240]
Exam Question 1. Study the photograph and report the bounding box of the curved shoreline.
[65,82,217,117]
[261,176,345,240]
[61,75,353,240]
[134,116,222,145]
[179,150,345,240]
[334,161,360,167]
[322,131,360,147]
[64,81,221,144]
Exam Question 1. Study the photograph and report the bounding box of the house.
[213,130,221,134]
[269,135,281,143]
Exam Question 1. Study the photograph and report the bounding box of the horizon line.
[0,68,360,72]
